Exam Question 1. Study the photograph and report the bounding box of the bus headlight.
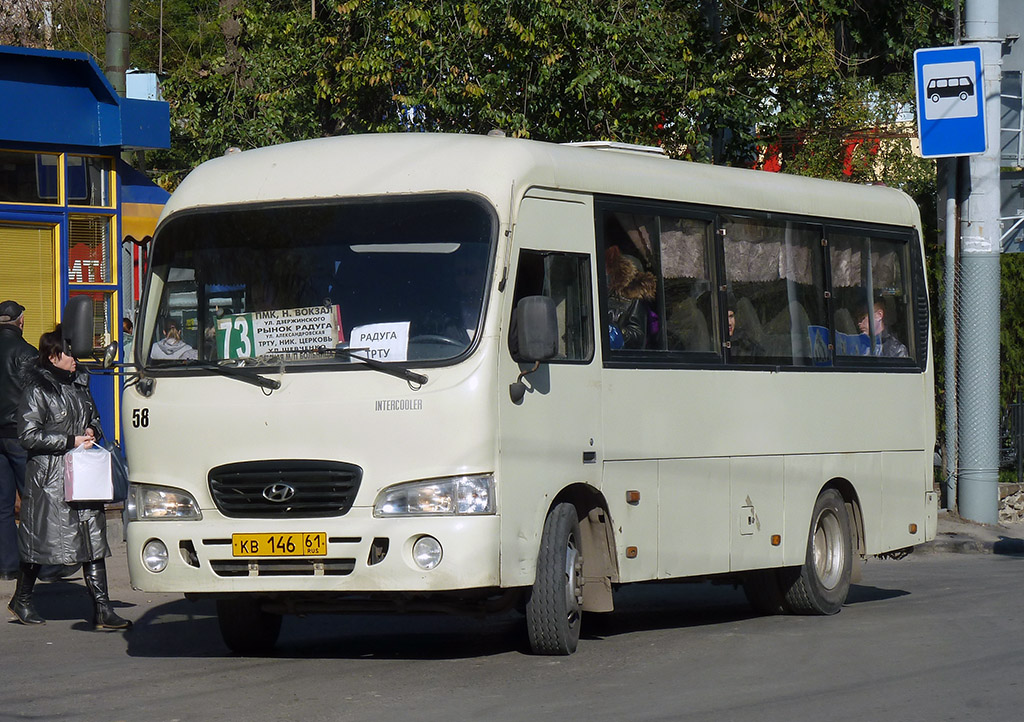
[126,484,202,521]
[374,474,495,517]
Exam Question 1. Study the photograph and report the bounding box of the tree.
[25,1,956,184]
[1,0,66,48]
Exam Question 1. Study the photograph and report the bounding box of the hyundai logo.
[262,483,296,503]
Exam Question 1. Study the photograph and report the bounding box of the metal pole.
[959,0,1001,524]
[105,0,129,97]
[944,158,959,510]
[1011,389,1019,483]
[159,0,164,76]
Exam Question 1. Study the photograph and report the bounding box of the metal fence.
[1001,390,1024,482]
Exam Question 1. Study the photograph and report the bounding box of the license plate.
[231,532,327,557]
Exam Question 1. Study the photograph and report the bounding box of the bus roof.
[162,133,921,229]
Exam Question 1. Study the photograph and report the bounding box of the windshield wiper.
[188,361,282,391]
[183,348,426,388]
[334,347,428,385]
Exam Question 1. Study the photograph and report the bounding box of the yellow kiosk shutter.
[0,223,57,346]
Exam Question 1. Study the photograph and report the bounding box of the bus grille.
[208,460,362,518]
[210,558,356,577]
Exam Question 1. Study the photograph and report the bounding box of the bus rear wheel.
[525,502,584,655]
[216,597,282,654]
[783,489,853,615]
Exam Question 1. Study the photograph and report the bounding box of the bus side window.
[830,231,915,361]
[722,215,826,366]
[659,215,716,353]
[508,250,593,362]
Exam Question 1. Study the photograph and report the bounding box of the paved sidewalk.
[917,509,1024,555]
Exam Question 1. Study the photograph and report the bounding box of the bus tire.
[216,597,282,654]
[783,489,852,615]
[525,502,584,655]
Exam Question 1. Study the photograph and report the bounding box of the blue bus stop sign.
[915,46,986,158]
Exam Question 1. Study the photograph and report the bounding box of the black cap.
[0,300,25,323]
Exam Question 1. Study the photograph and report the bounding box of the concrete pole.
[958,0,1001,524]
[105,0,129,97]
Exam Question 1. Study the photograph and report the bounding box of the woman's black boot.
[7,563,45,625]
[83,559,132,630]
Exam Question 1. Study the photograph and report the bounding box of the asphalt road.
[1,531,1021,722]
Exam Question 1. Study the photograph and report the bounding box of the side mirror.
[62,296,94,359]
[514,296,558,362]
[509,296,558,404]
[102,342,119,369]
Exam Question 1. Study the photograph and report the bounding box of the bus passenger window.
[509,250,593,362]
[659,216,715,353]
[831,232,914,361]
[722,216,826,365]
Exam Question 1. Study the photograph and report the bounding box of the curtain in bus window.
[659,216,715,353]
[722,216,827,365]
[612,213,655,267]
[830,232,912,360]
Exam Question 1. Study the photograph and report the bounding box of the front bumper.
[126,508,501,595]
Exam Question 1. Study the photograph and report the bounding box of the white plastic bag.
[63,445,113,502]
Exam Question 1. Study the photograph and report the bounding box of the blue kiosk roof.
[0,45,169,151]
[119,160,170,205]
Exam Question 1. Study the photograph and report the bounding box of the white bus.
[95,133,936,655]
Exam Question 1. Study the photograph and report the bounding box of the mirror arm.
[508,361,540,403]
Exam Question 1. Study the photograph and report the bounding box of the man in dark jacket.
[858,299,909,358]
[0,300,36,580]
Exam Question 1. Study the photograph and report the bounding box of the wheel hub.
[564,535,584,623]
[812,509,844,590]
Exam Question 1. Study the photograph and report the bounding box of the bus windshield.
[145,195,495,368]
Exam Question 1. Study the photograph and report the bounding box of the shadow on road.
[120,577,913,660]
[583,581,753,641]
[993,536,1024,555]
[124,581,751,660]
[125,596,526,660]
[844,583,910,605]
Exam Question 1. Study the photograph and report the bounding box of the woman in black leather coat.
[7,326,131,629]
[606,246,657,349]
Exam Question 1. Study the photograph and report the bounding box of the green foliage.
[36,0,958,181]
[1002,254,1024,407]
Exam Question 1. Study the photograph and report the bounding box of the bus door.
[497,189,602,587]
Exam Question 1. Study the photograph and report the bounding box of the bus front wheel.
[216,597,282,655]
[783,489,853,615]
[525,502,584,655]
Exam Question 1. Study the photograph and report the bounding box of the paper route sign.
[216,304,342,359]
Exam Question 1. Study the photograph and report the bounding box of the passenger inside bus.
[727,294,765,357]
[605,244,656,350]
[151,318,198,361]
[858,299,908,358]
